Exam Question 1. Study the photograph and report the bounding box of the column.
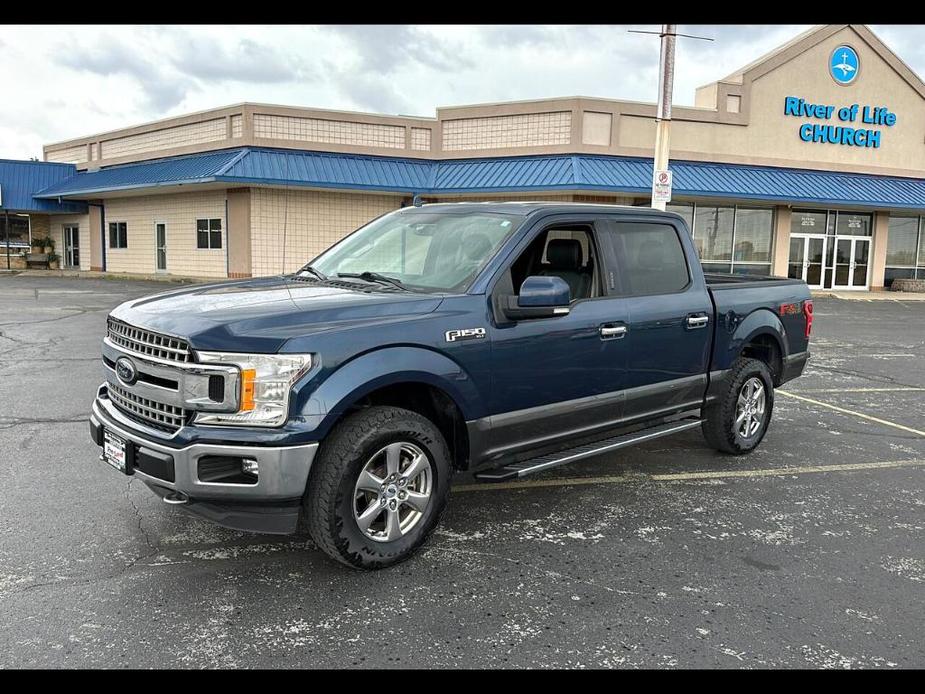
[226,188,252,278]
[771,205,792,277]
[870,211,889,290]
[89,205,103,271]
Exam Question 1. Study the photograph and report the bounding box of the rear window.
[612,222,690,295]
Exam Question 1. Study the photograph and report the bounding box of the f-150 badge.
[445,328,486,343]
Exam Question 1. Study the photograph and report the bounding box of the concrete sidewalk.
[813,289,925,301]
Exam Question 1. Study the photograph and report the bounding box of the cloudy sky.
[1,24,922,160]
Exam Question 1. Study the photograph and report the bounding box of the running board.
[473,418,703,482]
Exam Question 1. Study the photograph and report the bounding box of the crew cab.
[89,203,812,569]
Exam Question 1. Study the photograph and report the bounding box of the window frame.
[605,217,693,298]
[486,214,616,307]
[108,221,128,249]
[196,218,223,250]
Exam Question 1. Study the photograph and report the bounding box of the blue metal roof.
[0,159,87,213]
[34,149,246,198]
[30,147,925,211]
[220,148,433,193]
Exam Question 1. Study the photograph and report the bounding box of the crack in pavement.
[0,416,88,430]
[126,477,156,553]
[0,305,108,329]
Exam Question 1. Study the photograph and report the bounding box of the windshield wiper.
[336,271,410,291]
[297,264,328,281]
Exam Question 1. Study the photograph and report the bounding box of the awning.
[32,147,925,211]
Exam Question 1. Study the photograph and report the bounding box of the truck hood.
[109,275,444,353]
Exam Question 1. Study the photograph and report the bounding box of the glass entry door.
[788,235,826,289]
[155,223,167,272]
[63,225,80,268]
[832,237,870,289]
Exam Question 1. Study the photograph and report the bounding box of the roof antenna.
[412,193,423,207]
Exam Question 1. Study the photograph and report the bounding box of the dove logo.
[829,45,859,86]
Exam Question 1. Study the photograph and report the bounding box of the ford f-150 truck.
[90,203,812,569]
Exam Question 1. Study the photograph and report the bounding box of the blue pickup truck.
[90,202,812,569]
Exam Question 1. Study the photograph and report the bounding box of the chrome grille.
[107,318,191,363]
[108,382,188,432]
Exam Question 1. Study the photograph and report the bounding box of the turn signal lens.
[240,369,256,411]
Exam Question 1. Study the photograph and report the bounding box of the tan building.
[4,24,925,290]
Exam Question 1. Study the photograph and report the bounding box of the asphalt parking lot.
[0,274,922,669]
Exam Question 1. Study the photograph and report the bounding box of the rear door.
[606,216,713,423]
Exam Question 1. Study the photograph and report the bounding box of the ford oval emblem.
[115,357,138,386]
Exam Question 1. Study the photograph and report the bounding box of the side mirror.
[501,275,571,320]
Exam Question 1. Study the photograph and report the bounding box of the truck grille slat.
[107,318,191,363]
[108,382,188,433]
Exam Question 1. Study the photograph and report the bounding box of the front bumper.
[90,395,318,534]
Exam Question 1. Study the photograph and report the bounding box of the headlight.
[193,352,313,427]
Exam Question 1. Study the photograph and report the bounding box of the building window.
[108,222,127,249]
[835,212,873,237]
[667,202,773,275]
[196,219,222,249]
[0,214,31,248]
[693,205,735,264]
[885,215,925,286]
[666,202,694,231]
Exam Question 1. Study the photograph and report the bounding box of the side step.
[473,417,703,482]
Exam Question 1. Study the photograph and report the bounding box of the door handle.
[686,315,709,329]
[599,324,627,339]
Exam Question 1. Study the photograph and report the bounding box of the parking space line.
[777,390,925,437]
[452,459,925,493]
[792,387,925,393]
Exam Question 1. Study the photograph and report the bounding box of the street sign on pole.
[652,169,672,204]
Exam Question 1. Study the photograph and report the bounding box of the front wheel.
[305,406,452,569]
[701,357,775,455]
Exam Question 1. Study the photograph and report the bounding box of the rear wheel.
[305,406,452,569]
[702,357,774,455]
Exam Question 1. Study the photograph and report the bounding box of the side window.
[508,223,602,302]
[612,222,690,295]
[108,222,127,249]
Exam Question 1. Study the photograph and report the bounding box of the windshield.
[307,209,522,293]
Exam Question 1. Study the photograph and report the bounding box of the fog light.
[241,458,259,477]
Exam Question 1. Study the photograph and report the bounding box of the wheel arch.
[729,310,788,386]
[296,347,482,470]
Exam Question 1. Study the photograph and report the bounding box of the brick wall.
[442,112,572,151]
[253,115,406,149]
[103,191,228,277]
[249,188,403,276]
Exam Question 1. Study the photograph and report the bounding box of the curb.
[1,269,212,284]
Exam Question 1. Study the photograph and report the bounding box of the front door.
[486,217,629,458]
[155,223,167,272]
[63,225,80,268]
[832,237,870,289]
[788,235,826,289]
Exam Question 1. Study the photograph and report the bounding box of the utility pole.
[652,24,676,211]
[630,25,713,210]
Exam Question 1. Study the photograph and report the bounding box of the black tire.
[701,357,775,455]
[305,406,452,570]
